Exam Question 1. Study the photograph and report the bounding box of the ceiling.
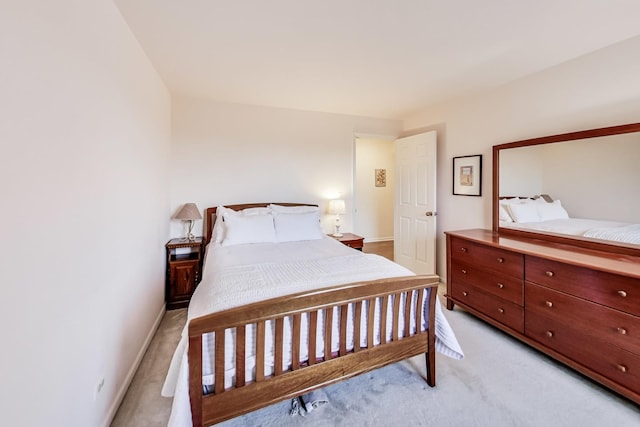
[114,0,640,119]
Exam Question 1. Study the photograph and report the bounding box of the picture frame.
[375,168,386,187]
[452,154,482,196]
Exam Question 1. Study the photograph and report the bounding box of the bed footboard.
[188,275,439,427]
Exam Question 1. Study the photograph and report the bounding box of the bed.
[498,196,640,245]
[162,203,463,427]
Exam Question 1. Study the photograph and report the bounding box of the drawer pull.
[617,290,628,298]
[460,247,468,253]
[462,291,468,297]
[497,283,505,289]
[461,269,467,275]
[545,271,554,277]
[545,301,553,308]
[617,364,628,373]
[497,257,504,263]
[545,331,554,338]
[498,308,505,314]
[617,327,628,335]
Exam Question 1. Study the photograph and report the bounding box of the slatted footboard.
[188,275,439,427]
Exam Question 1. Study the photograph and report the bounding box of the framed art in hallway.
[452,154,482,196]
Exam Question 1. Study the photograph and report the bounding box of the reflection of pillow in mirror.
[221,213,276,246]
[499,205,514,222]
[537,200,569,221]
[273,211,323,242]
[506,203,540,223]
[500,197,520,204]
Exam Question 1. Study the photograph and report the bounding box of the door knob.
[425,211,437,216]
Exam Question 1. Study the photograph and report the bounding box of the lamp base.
[332,232,344,237]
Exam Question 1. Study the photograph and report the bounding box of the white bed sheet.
[162,237,463,427]
[500,217,640,245]
[500,218,630,236]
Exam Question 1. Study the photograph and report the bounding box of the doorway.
[353,136,395,243]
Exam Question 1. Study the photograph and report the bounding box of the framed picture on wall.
[453,154,482,196]
[375,168,386,187]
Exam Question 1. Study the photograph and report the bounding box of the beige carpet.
[111,290,639,427]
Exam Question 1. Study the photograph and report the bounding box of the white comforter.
[162,237,463,427]
[501,218,640,245]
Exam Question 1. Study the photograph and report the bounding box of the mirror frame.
[492,122,640,256]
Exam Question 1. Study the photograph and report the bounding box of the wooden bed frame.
[187,203,440,426]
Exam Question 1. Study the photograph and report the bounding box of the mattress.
[162,236,463,427]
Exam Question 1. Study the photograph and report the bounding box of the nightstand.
[330,232,364,251]
[165,237,204,310]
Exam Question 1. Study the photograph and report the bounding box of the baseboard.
[102,304,166,427]
[363,237,393,243]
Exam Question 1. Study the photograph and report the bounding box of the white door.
[394,131,437,274]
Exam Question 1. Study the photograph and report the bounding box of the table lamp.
[328,199,346,237]
[175,203,202,241]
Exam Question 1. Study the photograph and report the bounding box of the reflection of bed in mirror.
[499,195,640,245]
[493,122,640,253]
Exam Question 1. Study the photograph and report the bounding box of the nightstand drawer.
[169,260,198,300]
[330,233,364,250]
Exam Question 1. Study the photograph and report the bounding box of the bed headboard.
[204,203,319,245]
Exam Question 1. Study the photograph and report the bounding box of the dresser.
[446,229,640,404]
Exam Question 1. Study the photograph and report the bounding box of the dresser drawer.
[526,310,640,394]
[525,256,640,315]
[452,282,523,333]
[451,260,523,305]
[526,283,640,355]
[450,236,523,277]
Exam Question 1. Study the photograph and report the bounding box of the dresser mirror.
[492,123,640,256]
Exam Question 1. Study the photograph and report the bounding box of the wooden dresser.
[446,229,640,404]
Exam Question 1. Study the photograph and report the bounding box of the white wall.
[499,145,544,196]
[170,97,402,237]
[354,138,395,241]
[0,2,171,426]
[403,35,640,279]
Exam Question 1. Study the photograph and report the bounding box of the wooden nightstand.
[165,237,204,310]
[330,233,364,251]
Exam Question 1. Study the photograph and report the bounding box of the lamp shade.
[328,199,346,215]
[175,203,202,220]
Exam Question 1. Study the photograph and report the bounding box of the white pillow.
[499,204,514,222]
[270,204,318,214]
[212,205,272,243]
[273,211,323,242]
[211,216,224,243]
[506,203,540,223]
[537,200,569,221]
[239,207,272,216]
[221,213,276,246]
